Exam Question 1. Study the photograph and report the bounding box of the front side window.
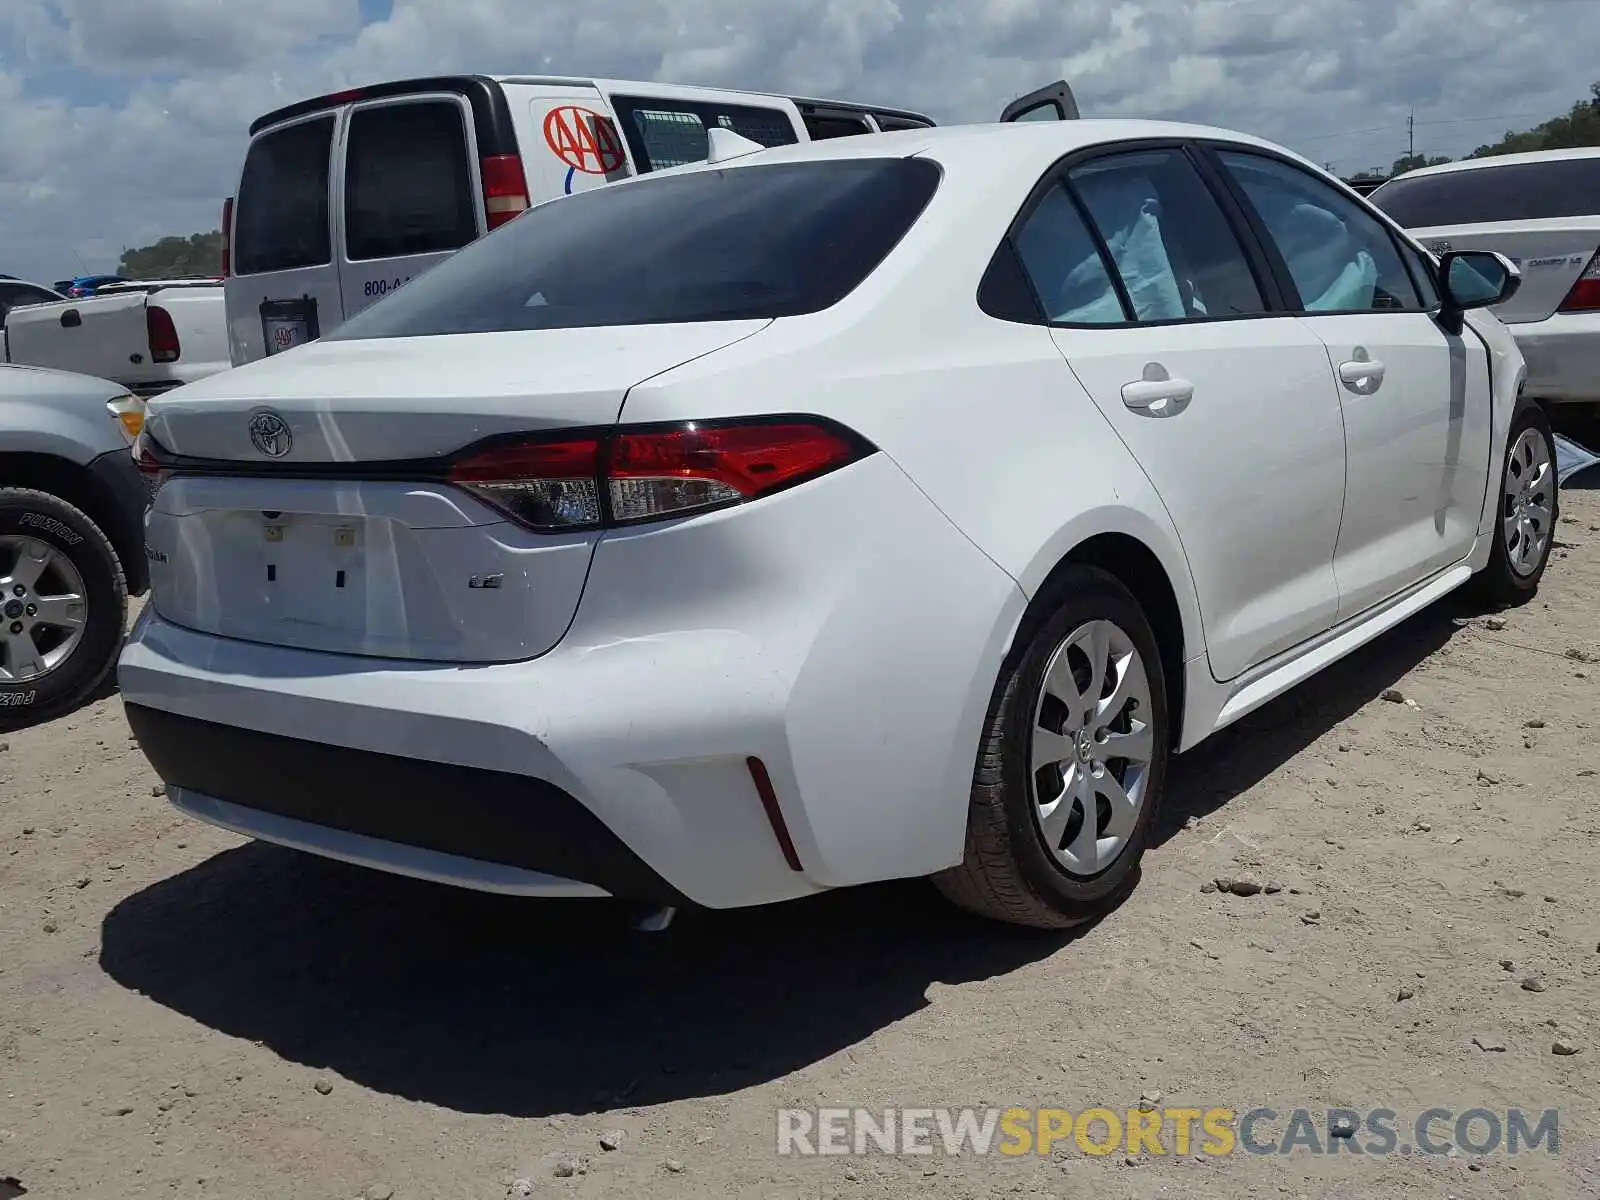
[344,100,478,261]
[234,116,334,275]
[325,158,939,339]
[1068,148,1267,322]
[609,96,799,171]
[1218,150,1422,314]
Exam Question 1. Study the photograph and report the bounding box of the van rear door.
[227,111,342,365]
[337,92,484,322]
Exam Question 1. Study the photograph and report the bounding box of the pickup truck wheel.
[0,488,128,727]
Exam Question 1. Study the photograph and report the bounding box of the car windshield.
[325,157,941,339]
[1369,157,1600,227]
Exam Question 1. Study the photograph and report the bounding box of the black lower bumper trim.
[125,704,686,905]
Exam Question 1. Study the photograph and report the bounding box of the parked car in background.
[3,279,229,400]
[221,72,1077,365]
[1,364,148,724]
[52,274,129,298]
[0,277,67,323]
[1370,147,1600,418]
[124,117,1551,929]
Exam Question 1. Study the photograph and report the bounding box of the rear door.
[338,93,484,321]
[513,83,633,201]
[226,111,341,365]
[1369,156,1600,324]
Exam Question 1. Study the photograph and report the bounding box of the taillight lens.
[449,437,603,530]
[220,197,234,277]
[147,306,180,363]
[1558,250,1600,313]
[132,432,169,504]
[479,154,530,230]
[447,419,870,531]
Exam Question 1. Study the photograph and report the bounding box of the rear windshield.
[609,95,800,171]
[324,158,941,339]
[344,100,479,260]
[234,116,334,275]
[1370,157,1600,227]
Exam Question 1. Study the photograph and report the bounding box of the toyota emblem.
[248,410,293,458]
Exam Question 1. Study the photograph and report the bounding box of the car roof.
[664,117,1305,176]
[1393,145,1600,182]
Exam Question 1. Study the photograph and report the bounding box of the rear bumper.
[118,453,1026,909]
[1508,311,1600,404]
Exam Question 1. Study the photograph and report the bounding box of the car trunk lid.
[1411,219,1600,324]
[141,322,766,662]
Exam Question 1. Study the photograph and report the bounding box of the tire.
[934,565,1170,929]
[1471,399,1559,608]
[0,487,128,728]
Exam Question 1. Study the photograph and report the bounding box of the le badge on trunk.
[248,410,293,458]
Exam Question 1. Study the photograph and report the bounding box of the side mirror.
[1437,250,1521,333]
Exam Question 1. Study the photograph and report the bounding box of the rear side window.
[1011,184,1124,324]
[1370,157,1600,227]
[0,284,62,309]
[609,95,799,170]
[234,116,334,275]
[344,101,479,261]
[324,158,939,338]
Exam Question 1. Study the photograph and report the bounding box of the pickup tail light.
[447,418,872,531]
[1557,250,1600,313]
[147,305,181,363]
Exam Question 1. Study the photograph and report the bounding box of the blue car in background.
[51,274,128,298]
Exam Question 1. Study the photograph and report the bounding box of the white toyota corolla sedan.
[121,118,1555,929]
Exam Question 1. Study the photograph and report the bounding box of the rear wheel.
[934,566,1169,929]
[0,488,127,727]
[1472,400,1558,607]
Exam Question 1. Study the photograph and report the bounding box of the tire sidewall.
[0,491,125,723]
[1488,400,1559,599]
[999,575,1170,911]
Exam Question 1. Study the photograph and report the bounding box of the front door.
[1012,144,1348,681]
[1210,148,1493,618]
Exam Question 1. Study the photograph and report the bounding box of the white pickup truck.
[3,280,230,399]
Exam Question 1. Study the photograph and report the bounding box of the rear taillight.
[220,196,233,277]
[447,419,871,531]
[147,306,180,363]
[479,154,530,230]
[133,433,169,503]
[1558,250,1600,313]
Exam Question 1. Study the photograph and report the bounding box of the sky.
[0,0,1595,283]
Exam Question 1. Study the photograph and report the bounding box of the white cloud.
[0,0,1594,281]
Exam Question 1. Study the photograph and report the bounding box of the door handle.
[1121,376,1194,415]
[1338,358,1386,390]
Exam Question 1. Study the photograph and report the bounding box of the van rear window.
[324,158,940,338]
[609,95,800,170]
[1370,157,1600,227]
[344,101,479,261]
[234,116,334,275]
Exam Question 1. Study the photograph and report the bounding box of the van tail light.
[446,419,872,531]
[146,306,180,363]
[219,197,233,277]
[479,154,530,230]
[1557,250,1600,313]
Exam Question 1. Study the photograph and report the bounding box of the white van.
[222,74,1078,365]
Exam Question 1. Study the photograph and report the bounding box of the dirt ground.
[2,487,1598,1200]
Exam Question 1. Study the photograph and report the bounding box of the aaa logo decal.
[543,106,626,175]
